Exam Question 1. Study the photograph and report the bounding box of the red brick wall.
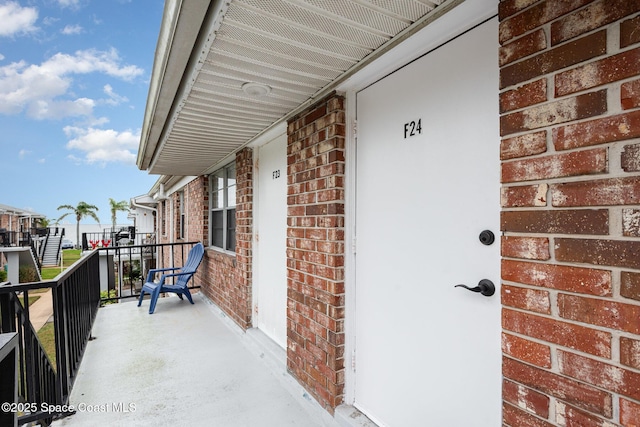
[0,215,13,230]
[0,215,22,233]
[185,176,208,245]
[157,193,185,273]
[286,92,346,412]
[180,176,207,289]
[499,1,640,425]
[198,148,254,329]
[160,151,253,330]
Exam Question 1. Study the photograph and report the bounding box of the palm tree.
[109,198,129,231]
[57,202,100,248]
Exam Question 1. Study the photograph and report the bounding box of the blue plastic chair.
[138,243,205,314]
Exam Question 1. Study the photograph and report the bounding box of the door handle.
[455,279,495,297]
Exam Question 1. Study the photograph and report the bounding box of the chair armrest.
[146,267,181,282]
[159,271,192,283]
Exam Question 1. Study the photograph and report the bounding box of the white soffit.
[337,0,499,93]
[146,0,458,176]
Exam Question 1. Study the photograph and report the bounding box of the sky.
[0,0,164,227]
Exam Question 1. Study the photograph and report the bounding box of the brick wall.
[185,176,208,245]
[155,198,171,272]
[157,193,183,273]
[198,148,254,329]
[159,150,253,330]
[182,176,208,290]
[286,92,346,412]
[159,200,168,241]
[0,215,13,230]
[499,1,640,425]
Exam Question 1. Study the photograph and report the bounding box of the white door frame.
[251,123,288,348]
[339,0,498,407]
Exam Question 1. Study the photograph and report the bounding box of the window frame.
[209,162,236,253]
[161,200,167,236]
[178,191,185,240]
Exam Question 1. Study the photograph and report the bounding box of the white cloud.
[61,24,83,35]
[56,0,82,9]
[88,116,110,126]
[66,154,83,165]
[0,2,38,37]
[0,48,143,119]
[63,126,140,164]
[28,97,95,119]
[19,149,45,164]
[0,54,4,61]
[43,17,59,26]
[103,84,128,106]
[42,49,143,81]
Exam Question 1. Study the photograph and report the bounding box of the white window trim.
[161,200,168,237]
[178,191,186,240]
[209,162,236,254]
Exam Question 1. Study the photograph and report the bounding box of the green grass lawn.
[40,268,62,280]
[40,249,82,280]
[19,295,41,306]
[37,322,56,369]
[34,249,82,367]
[61,249,81,266]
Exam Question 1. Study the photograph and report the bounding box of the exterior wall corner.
[286,92,347,412]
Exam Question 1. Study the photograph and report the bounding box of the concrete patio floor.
[51,292,342,427]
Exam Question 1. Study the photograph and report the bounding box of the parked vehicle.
[61,239,74,249]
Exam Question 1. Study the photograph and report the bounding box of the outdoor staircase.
[42,235,61,267]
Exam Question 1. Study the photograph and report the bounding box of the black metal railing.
[0,240,200,425]
[0,227,64,248]
[82,229,155,251]
[98,241,199,303]
[0,250,100,426]
[45,228,65,268]
[0,230,32,247]
[30,241,43,272]
[0,227,65,271]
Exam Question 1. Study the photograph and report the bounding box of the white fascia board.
[165,176,199,196]
[138,0,214,171]
[145,0,230,174]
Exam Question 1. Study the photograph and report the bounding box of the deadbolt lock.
[479,230,495,246]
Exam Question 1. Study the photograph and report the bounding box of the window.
[178,191,185,240]
[161,200,167,236]
[210,163,236,251]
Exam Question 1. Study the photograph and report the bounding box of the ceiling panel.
[146,0,452,176]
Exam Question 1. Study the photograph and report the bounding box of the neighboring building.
[0,203,46,236]
[137,1,640,425]
[60,223,134,249]
[129,194,157,238]
[0,203,46,282]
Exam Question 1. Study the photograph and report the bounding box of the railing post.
[0,288,16,333]
[0,252,103,426]
[53,282,69,405]
[0,332,18,427]
[20,292,38,408]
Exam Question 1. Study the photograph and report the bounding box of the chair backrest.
[175,243,205,288]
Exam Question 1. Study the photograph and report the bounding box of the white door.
[254,134,288,348]
[354,19,500,426]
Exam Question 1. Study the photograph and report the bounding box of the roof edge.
[137,0,213,171]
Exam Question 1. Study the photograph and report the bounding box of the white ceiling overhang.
[138,0,471,177]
